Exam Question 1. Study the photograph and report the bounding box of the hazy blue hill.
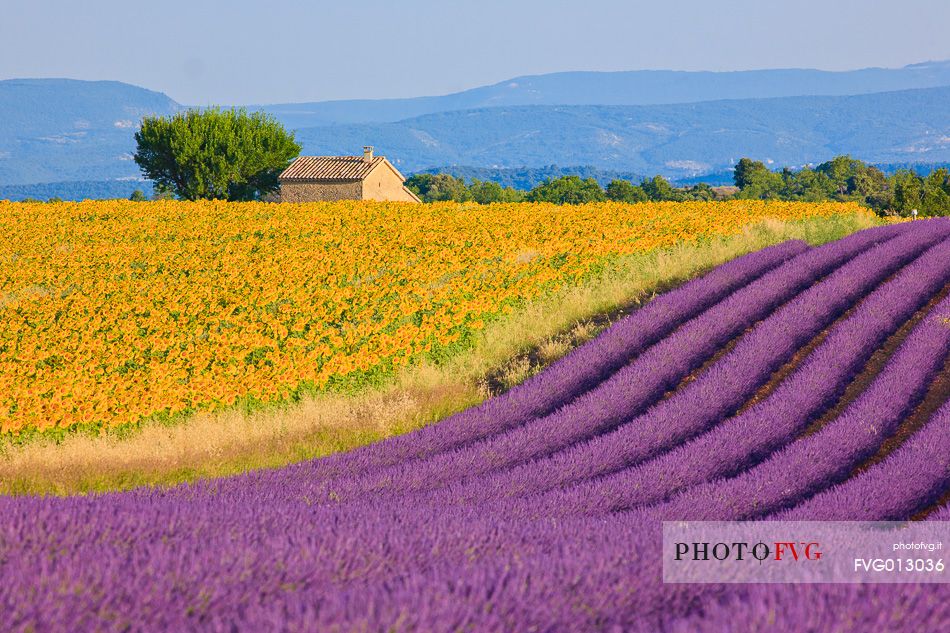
[0,79,178,136]
[875,161,950,174]
[292,87,950,178]
[0,179,153,202]
[0,79,179,184]
[258,61,950,126]
[1,68,949,188]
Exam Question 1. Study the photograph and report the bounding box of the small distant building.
[276,147,420,203]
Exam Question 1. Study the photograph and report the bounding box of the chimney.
[363,146,374,163]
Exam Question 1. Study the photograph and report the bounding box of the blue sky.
[2,0,949,105]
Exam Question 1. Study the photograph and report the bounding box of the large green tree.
[733,158,770,189]
[891,169,924,214]
[468,179,524,204]
[640,175,684,201]
[781,167,835,201]
[733,158,783,199]
[605,179,648,203]
[815,155,862,196]
[526,176,606,204]
[404,173,471,202]
[921,168,950,216]
[134,108,301,201]
[848,164,888,200]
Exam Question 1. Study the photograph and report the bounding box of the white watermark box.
[663,521,947,583]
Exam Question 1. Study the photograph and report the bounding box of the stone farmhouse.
[276,147,420,202]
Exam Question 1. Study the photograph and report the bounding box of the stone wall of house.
[361,165,419,202]
[277,181,362,202]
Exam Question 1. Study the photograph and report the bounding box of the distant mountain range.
[292,87,950,177]
[0,79,178,184]
[256,61,950,127]
[1,62,949,190]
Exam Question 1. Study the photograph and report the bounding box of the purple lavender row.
[931,503,950,520]
[279,221,943,506]
[518,234,950,517]
[259,238,809,480]
[38,477,935,633]
[0,492,700,631]
[321,529,949,633]
[218,296,949,618]
[664,585,949,632]
[652,288,950,520]
[327,522,948,632]
[278,500,948,632]
[39,487,946,633]
[776,382,950,521]
[194,461,948,633]
[249,479,948,631]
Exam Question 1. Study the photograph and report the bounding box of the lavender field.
[2,219,950,631]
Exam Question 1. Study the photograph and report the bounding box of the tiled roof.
[280,156,385,181]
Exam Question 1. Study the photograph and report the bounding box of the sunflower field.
[0,199,856,435]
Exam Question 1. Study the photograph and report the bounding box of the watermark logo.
[674,541,822,562]
[663,521,947,584]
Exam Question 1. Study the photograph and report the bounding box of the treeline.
[412,165,646,190]
[6,156,949,217]
[732,156,949,216]
[405,174,727,205]
[407,156,950,217]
